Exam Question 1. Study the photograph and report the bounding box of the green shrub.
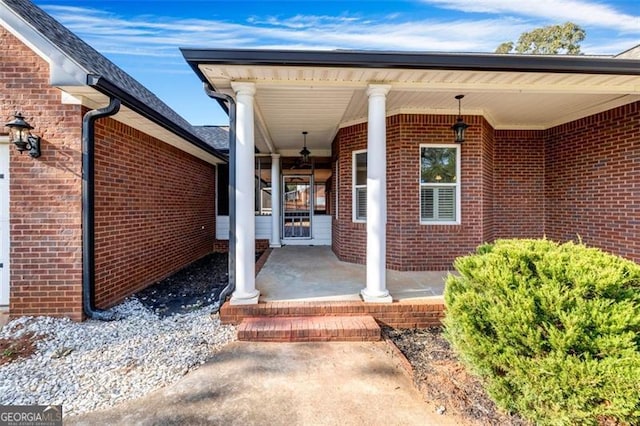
[444,239,640,425]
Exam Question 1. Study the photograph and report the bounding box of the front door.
[0,139,9,306]
[282,175,312,239]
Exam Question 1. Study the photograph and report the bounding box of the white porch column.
[270,154,281,247]
[230,82,259,305]
[361,84,392,303]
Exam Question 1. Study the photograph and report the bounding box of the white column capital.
[270,153,281,160]
[366,84,391,98]
[231,81,256,96]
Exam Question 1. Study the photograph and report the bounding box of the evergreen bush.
[444,239,640,425]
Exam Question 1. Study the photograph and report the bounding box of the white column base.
[230,290,260,305]
[360,288,393,304]
[269,243,282,248]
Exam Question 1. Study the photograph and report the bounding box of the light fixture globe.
[5,112,34,153]
[299,131,311,165]
[5,112,41,157]
[451,94,469,143]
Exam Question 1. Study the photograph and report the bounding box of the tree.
[495,22,585,54]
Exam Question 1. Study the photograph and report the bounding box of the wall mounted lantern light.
[299,131,311,166]
[4,112,41,158]
[451,94,469,143]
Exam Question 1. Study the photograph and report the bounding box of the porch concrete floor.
[257,246,448,302]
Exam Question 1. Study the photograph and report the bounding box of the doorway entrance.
[282,175,312,239]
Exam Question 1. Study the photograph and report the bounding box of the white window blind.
[353,150,367,222]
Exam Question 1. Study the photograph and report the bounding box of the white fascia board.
[0,2,88,87]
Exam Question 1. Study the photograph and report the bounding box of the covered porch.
[257,246,447,302]
[219,246,447,329]
[182,48,640,309]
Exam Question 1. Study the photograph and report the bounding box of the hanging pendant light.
[451,94,469,143]
[299,131,311,165]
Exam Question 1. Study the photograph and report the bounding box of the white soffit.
[200,64,640,149]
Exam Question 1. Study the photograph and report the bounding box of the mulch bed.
[0,326,44,366]
[385,327,529,426]
[135,253,229,317]
[135,251,266,317]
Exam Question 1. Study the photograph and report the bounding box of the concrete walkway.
[258,246,448,302]
[68,341,460,426]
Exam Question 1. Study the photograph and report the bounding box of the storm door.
[282,175,312,239]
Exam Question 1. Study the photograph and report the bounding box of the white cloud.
[41,3,635,60]
[422,0,640,33]
[42,6,518,54]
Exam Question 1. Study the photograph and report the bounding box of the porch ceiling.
[198,61,640,154]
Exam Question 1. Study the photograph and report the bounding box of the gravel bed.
[0,300,235,416]
[0,253,237,417]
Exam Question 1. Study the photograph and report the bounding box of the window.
[353,150,367,222]
[420,145,460,224]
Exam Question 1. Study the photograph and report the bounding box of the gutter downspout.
[82,97,121,320]
[204,84,237,314]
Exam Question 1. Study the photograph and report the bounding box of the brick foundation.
[220,299,445,329]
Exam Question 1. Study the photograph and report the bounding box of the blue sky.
[33,0,640,125]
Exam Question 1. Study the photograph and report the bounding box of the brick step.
[220,300,445,329]
[237,315,381,342]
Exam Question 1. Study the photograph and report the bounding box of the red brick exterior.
[333,114,494,270]
[332,104,639,269]
[2,27,84,320]
[493,130,545,238]
[213,239,270,253]
[93,118,217,308]
[3,23,638,319]
[2,27,220,318]
[221,299,445,329]
[544,102,640,262]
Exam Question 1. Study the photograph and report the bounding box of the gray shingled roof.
[3,0,224,157]
[192,126,230,151]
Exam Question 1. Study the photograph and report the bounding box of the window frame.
[352,149,367,223]
[419,144,461,225]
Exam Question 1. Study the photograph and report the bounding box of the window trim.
[419,144,461,225]
[352,149,367,223]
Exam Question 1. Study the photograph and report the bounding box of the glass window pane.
[421,147,457,184]
[355,152,367,186]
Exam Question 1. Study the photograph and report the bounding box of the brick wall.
[544,101,639,263]
[332,106,639,269]
[481,119,495,243]
[93,117,217,308]
[1,27,84,320]
[332,114,490,270]
[332,122,367,265]
[493,129,545,238]
[213,239,270,254]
